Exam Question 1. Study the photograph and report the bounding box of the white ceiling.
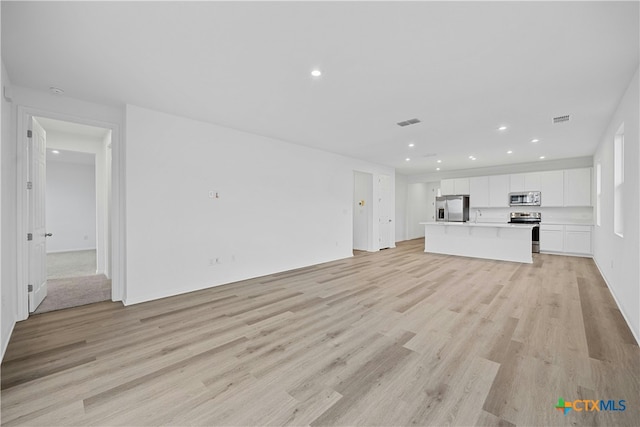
[2,1,638,175]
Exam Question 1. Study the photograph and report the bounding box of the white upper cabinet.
[469,176,489,207]
[440,179,455,196]
[510,172,541,192]
[488,175,510,207]
[441,178,470,196]
[564,168,592,206]
[524,172,541,191]
[539,170,564,207]
[509,174,525,192]
[454,178,470,195]
[443,167,591,207]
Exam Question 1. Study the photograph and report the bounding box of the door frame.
[15,105,124,320]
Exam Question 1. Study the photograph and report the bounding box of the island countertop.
[419,221,535,229]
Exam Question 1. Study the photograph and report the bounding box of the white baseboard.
[540,250,592,258]
[593,257,640,346]
[124,253,354,306]
[1,319,16,363]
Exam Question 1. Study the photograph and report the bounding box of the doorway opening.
[29,116,112,314]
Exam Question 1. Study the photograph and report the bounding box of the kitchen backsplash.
[469,206,593,225]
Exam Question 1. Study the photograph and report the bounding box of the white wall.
[1,61,17,360]
[406,182,441,239]
[394,173,408,242]
[593,66,639,343]
[103,131,112,278]
[125,105,395,305]
[46,159,97,253]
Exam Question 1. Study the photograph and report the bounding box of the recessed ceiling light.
[498,126,507,131]
[539,156,545,159]
[531,139,540,143]
[408,143,415,148]
[405,158,411,162]
[507,150,513,154]
[49,87,64,95]
[51,150,60,154]
[436,159,442,163]
[436,167,440,171]
[310,69,322,77]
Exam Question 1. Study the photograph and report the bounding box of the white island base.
[420,222,534,264]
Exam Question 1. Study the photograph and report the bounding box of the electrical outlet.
[209,258,215,266]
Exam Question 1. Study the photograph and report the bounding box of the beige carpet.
[47,250,97,279]
[34,274,111,314]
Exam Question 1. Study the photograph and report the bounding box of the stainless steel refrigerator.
[435,195,470,222]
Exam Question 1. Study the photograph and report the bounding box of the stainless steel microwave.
[509,191,541,206]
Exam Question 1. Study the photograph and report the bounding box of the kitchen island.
[420,222,535,264]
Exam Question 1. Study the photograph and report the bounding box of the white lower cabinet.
[540,225,564,252]
[564,225,592,254]
[540,224,592,255]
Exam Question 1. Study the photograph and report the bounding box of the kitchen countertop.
[540,221,594,226]
[420,221,535,229]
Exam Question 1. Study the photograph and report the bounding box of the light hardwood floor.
[2,239,638,426]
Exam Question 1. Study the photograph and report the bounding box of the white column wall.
[1,61,18,359]
[1,61,18,360]
[592,66,639,343]
[406,182,430,239]
[395,173,408,242]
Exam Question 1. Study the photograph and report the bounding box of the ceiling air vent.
[397,118,421,127]
[553,115,570,124]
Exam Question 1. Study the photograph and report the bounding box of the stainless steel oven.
[509,212,541,253]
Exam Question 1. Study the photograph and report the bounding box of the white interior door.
[353,171,373,251]
[28,118,48,312]
[378,174,392,249]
